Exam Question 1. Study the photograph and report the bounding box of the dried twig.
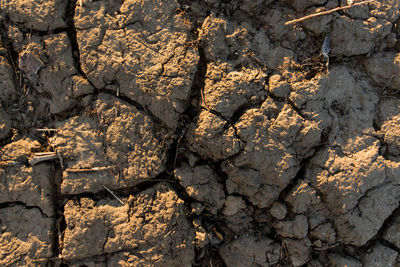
[33,152,56,156]
[55,150,64,170]
[281,241,292,266]
[163,228,175,238]
[285,0,375,25]
[173,129,187,170]
[152,133,169,157]
[382,74,395,91]
[102,185,125,205]
[29,152,58,165]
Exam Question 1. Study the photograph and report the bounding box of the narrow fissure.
[359,201,400,251]
[97,88,164,127]
[65,0,96,90]
[38,145,67,265]
[0,201,50,218]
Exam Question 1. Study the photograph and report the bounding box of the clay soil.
[0,0,400,266]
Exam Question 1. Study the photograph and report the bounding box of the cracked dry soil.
[0,0,400,266]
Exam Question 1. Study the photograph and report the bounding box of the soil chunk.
[0,139,55,216]
[219,233,281,266]
[0,205,54,266]
[74,0,199,129]
[1,0,67,31]
[61,184,194,265]
[50,94,168,194]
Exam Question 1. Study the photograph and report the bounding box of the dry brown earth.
[0,0,400,266]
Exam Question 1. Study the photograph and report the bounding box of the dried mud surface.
[0,0,400,266]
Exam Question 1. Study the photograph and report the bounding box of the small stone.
[269,74,291,98]
[270,202,287,220]
[223,195,246,216]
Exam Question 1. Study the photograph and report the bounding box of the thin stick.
[102,185,125,205]
[29,152,58,165]
[56,150,64,169]
[32,152,57,156]
[382,74,395,91]
[173,131,186,170]
[284,0,375,25]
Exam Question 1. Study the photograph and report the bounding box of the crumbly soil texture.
[0,0,400,266]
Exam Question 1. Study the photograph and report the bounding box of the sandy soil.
[0,0,400,266]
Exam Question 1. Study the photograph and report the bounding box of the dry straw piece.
[285,0,375,26]
[102,185,125,205]
[29,152,58,165]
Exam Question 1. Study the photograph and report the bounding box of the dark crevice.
[46,103,86,124]
[278,164,306,204]
[210,160,230,187]
[63,189,120,203]
[374,238,400,254]
[165,45,208,169]
[224,97,265,130]
[355,182,392,212]
[102,229,111,253]
[59,172,194,219]
[265,90,286,103]
[19,28,70,37]
[277,137,328,222]
[47,145,67,264]
[372,116,382,133]
[169,44,230,267]
[201,106,230,122]
[265,90,307,120]
[59,248,132,266]
[65,0,96,90]
[97,88,165,127]
[287,98,306,119]
[0,130,14,149]
[278,148,320,203]
[359,201,400,251]
[0,35,20,92]
[193,247,227,267]
[0,201,51,218]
